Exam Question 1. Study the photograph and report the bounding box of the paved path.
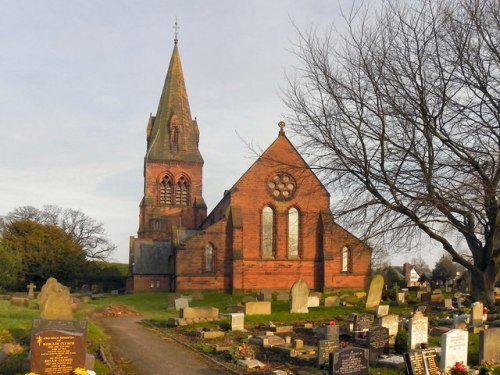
[99,316,229,375]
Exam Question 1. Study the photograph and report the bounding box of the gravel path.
[99,316,229,375]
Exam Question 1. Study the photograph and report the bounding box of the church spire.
[145,30,202,163]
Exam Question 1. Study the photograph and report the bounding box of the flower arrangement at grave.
[478,360,496,375]
[229,342,255,361]
[25,370,96,375]
[448,362,470,375]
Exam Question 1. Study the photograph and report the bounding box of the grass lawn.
[1,292,498,375]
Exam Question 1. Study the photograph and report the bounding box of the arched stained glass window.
[159,175,173,204]
[288,207,300,257]
[261,206,275,258]
[175,176,189,206]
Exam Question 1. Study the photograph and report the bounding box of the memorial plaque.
[353,314,374,332]
[368,326,389,360]
[403,349,439,375]
[317,339,339,367]
[329,347,369,375]
[31,330,86,375]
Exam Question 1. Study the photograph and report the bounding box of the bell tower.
[138,34,206,240]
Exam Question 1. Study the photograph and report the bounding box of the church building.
[127,37,372,293]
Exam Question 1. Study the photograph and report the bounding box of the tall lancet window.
[175,176,189,206]
[204,243,214,273]
[288,207,300,257]
[159,175,173,204]
[342,246,352,273]
[261,205,275,258]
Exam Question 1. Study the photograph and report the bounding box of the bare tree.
[284,0,499,304]
[4,205,116,260]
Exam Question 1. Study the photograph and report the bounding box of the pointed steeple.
[145,40,202,163]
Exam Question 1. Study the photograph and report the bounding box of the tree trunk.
[470,268,497,306]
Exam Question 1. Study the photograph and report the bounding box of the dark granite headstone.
[403,349,440,375]
[353,314,374,332]
[317,339,339,367]
[328,347,369,375]
[30,330,86,374]
[368,326,389,360]
[420,293,431,305]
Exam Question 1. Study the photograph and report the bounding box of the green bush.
[394,328,408,354]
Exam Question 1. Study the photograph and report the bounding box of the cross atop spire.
[173,17,180,45]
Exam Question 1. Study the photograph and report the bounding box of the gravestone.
[307,295,320,308]
[420,293,431,305]
[376,305,389,318]
[10,297,29,307]
[403,349,440,375]
[443,298,453,309]
[328,347,369,375]
[180,307,219,319]
[440,329,468,372]
[276,292,289,301]
[290,279,309,313]
[324,296,340,307]
[471,302,484,328]
[31,330,86,374]
[380,314,399,338]
[27,283,36,299]
[479,327,500,362]
[315,324,339,341]
[174,297,189,311]
[408,312,428,350]
[353,314,374,332]
[245,301,271,315]
[220,313,245,331]
[365,274,384,309]
[317,339,339,367]
[37,277,73,320]
[397,292,406,304]
[368,326,389,360]
[257,288,273,301]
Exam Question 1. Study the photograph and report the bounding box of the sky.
[0,1,444,267]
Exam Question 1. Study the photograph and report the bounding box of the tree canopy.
[1,220,87,285]
[285,0,499,303]
[4,205,116,260]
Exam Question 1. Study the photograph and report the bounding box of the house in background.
[403,262,431,288]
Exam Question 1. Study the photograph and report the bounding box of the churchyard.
[0,277,499,374]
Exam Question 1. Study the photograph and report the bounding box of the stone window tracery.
[175,176,189,206]
[203,243,214,273]
[267,173,296,201]
[159,175,173,204]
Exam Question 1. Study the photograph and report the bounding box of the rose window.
[268,173,296,200]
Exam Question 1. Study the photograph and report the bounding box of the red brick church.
[127,38,372,293]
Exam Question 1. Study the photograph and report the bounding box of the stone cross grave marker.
[27,283,36,299]
[440,328,468,373]
[479,327,500,362]
[365,274,384,309]
[290,279,310,313]
[408,312,428,350]
[328,347,369,375]
[368,326,389,361]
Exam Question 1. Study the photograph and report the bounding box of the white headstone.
[380,314,399,337]
[221,312,245,331]
[174,297,189,311]
[376,305,389,318]
[290,280,309,313]
[440,329,468,372]
[471,302,484,327]
[307,295,320,308]
[408,312,428,350]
